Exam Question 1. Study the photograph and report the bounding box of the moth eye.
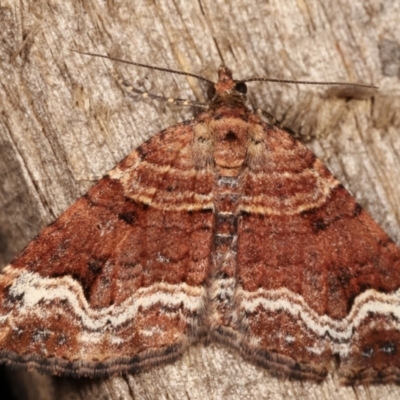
[235,81,247,94]
[207,84,216,100]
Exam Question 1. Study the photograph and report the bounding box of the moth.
[0,54,399,384]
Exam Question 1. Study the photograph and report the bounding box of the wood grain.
[0,0,399,399]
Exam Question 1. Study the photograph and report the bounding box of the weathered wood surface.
[0,0,400,399]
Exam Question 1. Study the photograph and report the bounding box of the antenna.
[72,50,213,84]
[73,50,378,90]
[242,77,378,89]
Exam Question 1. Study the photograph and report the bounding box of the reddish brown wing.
[0,122,214,377]
[233,124,400,384]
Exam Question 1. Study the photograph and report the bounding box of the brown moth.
[0,58,399,384]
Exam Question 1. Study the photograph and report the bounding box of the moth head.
[207,65,248,106]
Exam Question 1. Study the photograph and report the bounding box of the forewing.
[234,124,400,383]
[0,122,214,377]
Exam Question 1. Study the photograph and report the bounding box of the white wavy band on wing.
[1,267,206,331]
[238,286,400,347]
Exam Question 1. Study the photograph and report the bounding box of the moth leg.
[111,68,208,109]
[256,108,315,142]
[256,108,282,127]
